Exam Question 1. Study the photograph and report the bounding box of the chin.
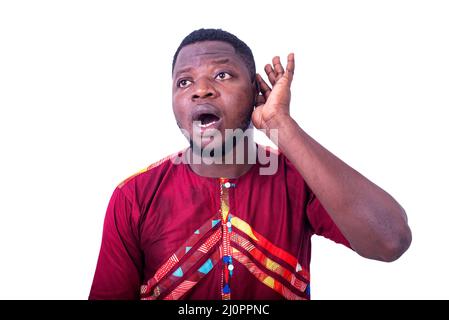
[189,137,225,155]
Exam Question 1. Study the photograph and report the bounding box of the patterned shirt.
[89,147,350,300]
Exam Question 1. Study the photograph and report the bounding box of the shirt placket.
[219,177,235,300]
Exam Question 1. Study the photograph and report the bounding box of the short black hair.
[172,28,256,81]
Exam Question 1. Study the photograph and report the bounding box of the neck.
[188,135,256,179]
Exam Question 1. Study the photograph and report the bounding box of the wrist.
[263,114,301,149]
[265,113,296,131]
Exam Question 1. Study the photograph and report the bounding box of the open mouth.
[197,113,220,128]
[191,104,222,130]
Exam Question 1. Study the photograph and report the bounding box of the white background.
[1,0,448,299]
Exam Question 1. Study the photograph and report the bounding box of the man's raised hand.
[252,53,295,130]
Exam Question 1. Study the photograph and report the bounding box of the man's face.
[172,41,256,151]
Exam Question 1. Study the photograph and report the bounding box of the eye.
[215,72,232,80]
[177,79,192,88]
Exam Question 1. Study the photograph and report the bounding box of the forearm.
[269,115,412,261]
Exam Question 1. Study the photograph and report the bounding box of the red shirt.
[89,147,350,300]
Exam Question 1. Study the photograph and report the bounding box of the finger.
[256,73,271,92]
[284,53,295,84]
[264,64,277,86]
[272,56,284,80]
[255,94,266,107]
[256,73,271,99]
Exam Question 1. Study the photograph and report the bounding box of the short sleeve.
[306,190,352,249]
[89,187,143,299]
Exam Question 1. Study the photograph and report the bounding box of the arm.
[89,187,143,299]
[252,54,412,262]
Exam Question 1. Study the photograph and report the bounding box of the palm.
[252,53,295,130]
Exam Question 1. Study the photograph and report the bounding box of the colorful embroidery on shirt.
[231,232,308,292]
[231,216,310,282]
[162,248,221,300]
[141,178,310,300]
[231,247,306,300]
[140,216,221,299]
[220,178,233,300]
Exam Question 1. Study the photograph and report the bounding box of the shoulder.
[257,145,300,178]
[259,145,309,196]
[116,150,186,200]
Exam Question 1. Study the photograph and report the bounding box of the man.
[89,28,412,300]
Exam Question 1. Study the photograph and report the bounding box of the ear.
[252,78,260,107]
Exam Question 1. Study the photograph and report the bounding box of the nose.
[191,77,218,100]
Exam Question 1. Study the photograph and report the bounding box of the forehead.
[174,41,247,74]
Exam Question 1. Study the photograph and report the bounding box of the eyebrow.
[174,58,233,78]
[211,58,230,65]
[174,67,193,78]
